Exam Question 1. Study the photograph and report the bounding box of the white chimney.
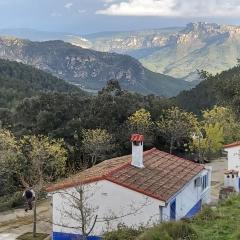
[130,134,144,168]
[224,142,240,171]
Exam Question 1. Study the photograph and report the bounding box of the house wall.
[51,168,211,239]
[224,175,240,192]
[162,168,211,221]
[52,180,165,238]
[225,146,240,170]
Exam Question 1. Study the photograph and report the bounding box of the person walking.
[23,187,35,212]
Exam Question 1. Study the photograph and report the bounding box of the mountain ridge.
[0,36,191,97]
[2,22,240,81]
[55,22,240,82]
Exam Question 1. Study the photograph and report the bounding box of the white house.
[47,134,212,240]
[224,141,240,192]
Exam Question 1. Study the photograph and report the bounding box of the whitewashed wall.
[225,146,240,170]
[162,169,211,221]
[224,175,239,192]
[52,168,211,236]
[52,180,165,236]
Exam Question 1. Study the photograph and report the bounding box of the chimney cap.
[131,134,144,142]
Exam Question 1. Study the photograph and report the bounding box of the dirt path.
[0,200,51,240]
[206,157,227,204]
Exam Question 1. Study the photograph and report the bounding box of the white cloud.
[64,2,73,9]
[96,0,240,17]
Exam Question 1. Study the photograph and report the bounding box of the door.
[170,199,176,221]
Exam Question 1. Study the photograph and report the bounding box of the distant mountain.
[4,23,240,82]
[11,23,237,83]
[80,23,240,81]
[82,23,240,81]
[0,28,92,49]
[0,36,192,97]
[0,59,86,108]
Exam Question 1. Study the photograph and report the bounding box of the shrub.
[138,221,198,240]
[0,191,25,212]
[138,227,172,240]
[103,226,142,240]
[233,231,240,240]
[194,205,218,223]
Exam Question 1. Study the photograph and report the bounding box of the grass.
[103,195,240,240]
[17,232,49,240]
[190,195,240,240]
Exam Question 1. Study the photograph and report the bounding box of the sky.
[1,0,240,34]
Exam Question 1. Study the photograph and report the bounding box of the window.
[194,177,201,187]
[202,174,208,190]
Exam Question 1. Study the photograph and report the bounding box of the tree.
[82,129,114,166]
[54,185,150,240]
[57,185,99,240]
[20,135,67,237]
[0,129,22,196]
[191,123,224,161]
[98,79,122,96]
[0,130,67,238]
[127,108,152,135]
[156,107,198,154]
[202,106,240,144]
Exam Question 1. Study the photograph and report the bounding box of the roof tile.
[46,148,205,202]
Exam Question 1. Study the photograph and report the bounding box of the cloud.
[96,0,240,17]
[64,2,73,9]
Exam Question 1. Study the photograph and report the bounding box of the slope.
[0,59,86,108]
[0,36,191,97]
[175,64,240,114]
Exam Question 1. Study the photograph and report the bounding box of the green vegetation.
[104,195,240,240]
[103,226,142,240]
[1,60,240,203]
[175,64,240,114]
[0,59,85,108]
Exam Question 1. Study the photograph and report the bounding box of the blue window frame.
[202,174,208,190]
[170,199,176,221]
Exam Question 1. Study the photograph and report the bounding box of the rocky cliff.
[0,36,191,97]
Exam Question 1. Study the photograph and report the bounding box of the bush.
[138,228,172,240]
[233,231,240,240]
[0,191,25,212]
[138,222,198,240]
[194,205,218,223]
[103,226,142,240]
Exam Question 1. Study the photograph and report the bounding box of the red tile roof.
[131,134,144,142]
[224,141,240,149]
[46,148,205,202]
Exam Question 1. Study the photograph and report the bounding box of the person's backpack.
[25,189,33,199]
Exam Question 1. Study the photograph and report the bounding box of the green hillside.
[0,59,86,108]
[175,64,240,114]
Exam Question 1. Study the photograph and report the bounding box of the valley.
[4,22,239,82]
[0,36,191,97]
